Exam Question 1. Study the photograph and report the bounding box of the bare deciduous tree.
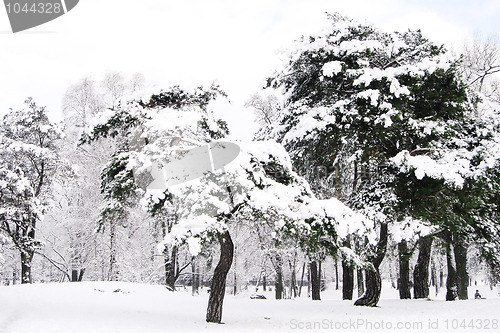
[245,93,281,126]
[461,35,500,102]
[63,77,105,136]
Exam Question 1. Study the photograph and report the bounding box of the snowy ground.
[0,281,498,333]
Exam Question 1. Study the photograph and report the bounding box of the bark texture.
[165,245,178,291]
[342,237,354,300]
[342,260,354,300]
[206,231,234,323]
[354,267,382,306]
[445,235,458,301]
[275,256,284,300]
[310,261,321,300]
[413,236,433,299]
[398,240,411,299]
[453,233,469,300]
[21,250,34,284]
[357,269,364,297]
[354,222,388,307]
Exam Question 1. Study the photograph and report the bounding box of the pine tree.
[262,13,496,305]
[82,84,230,285]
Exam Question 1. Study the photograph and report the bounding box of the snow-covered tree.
[460,35,500,103]
[262,13,500,305]
[156,139,369,322]
[83,82,373,322]
[0,98,65,283]
[82,84,230,285]
[36,73,129,283]
[55,72,154,282]
[63,77,106,140]
[245,93,281,126]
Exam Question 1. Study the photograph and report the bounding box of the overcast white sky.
[1,0,499,138]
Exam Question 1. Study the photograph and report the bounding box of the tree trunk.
[354,222,388,307]
[71,267,85,282]
[453,233,468,300]
[342,259,354,300]
[275,267,284,300]
[445,237,458,301]
[20,226,36,284]
[310,261,321,300]
[109,221,118,281]
[206,231,234,324]
[357,269,364,297]
[319,261,323,291]
[165,245,178,291]
[21,250,34,284]
[192,259,200,296]
[72,269,79,282]
[290,261,298,298]
[431,260,438,296]
[307,264,311,296]
[342,237,354,300]
[298,263,306,297]
[335,258,339,290]
[262,275,267,292]
[354,266,382,306]
[233,248,238,295]
[274,254,284,300]
[78,269,85,281]
[398,240,411,299]
[413,236,433,299]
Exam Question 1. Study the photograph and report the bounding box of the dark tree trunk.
[192,259,200,296]
[319,261,323,291]
[445,236,458,301]
[290,261,298,298]
[413,236,433,299]
[342,237,354,300]
[206,231,234,324]
[342,260,354,300]
[233,249,238,295]
[357,269,364,297]
[335,258,339,290]
[275,270,284,299]
[275,257,284,300]
[262,275,267,292]
[21,250,34,284]
[20,227,36,284]
[78,269,85,281]
[355,222,388,307]
[398,240,411,299]
[453,233,469,300]
[165,245,178,291]
[72,269,78,282]
[354,267,381,306]
[310,261,321,300]
[71,269,85,282]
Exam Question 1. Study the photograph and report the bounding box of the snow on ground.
[0,281,498,333]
